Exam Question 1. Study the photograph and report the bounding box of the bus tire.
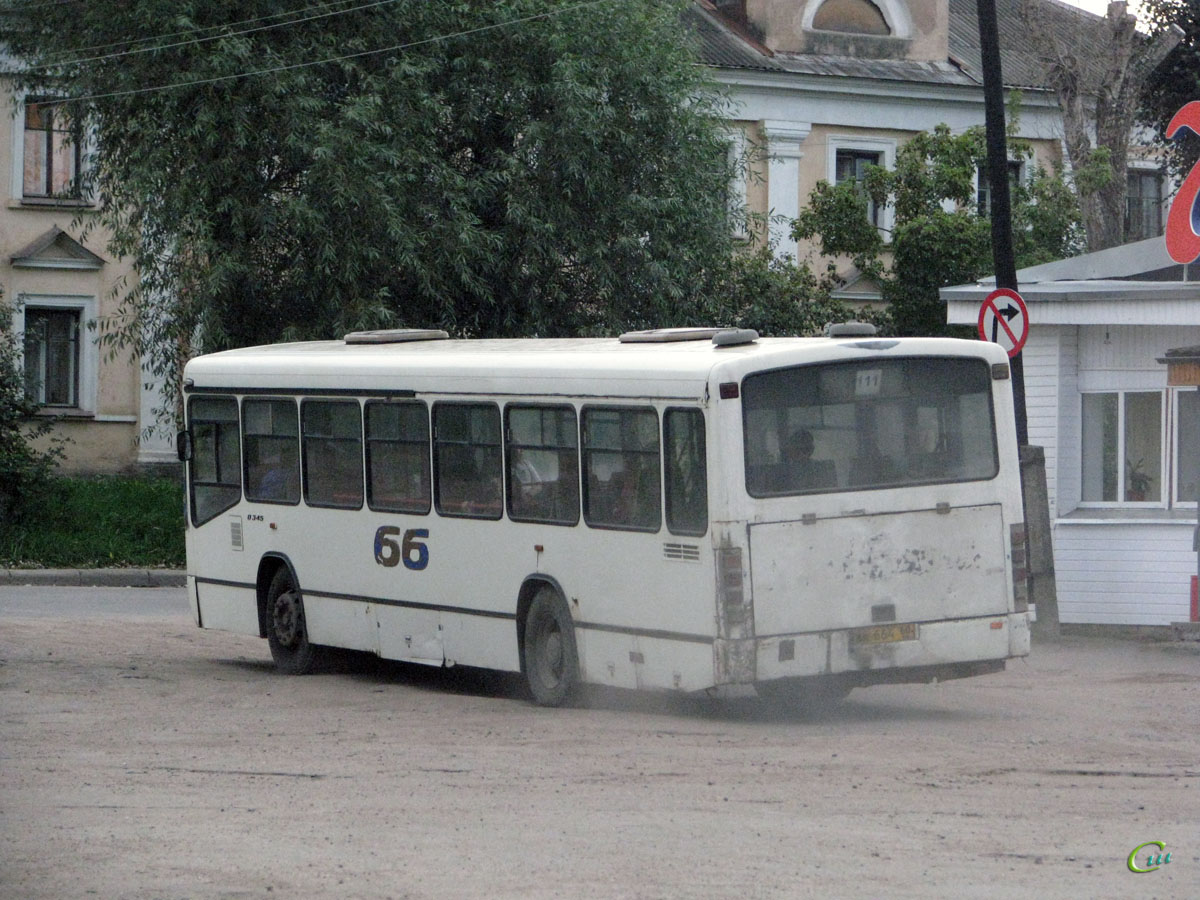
[266,567,320,675]
[523,586,579,707]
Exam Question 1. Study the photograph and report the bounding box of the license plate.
[849,622,917,645]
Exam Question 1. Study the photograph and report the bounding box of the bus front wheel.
[266,567,319,675]
[523,587,579,707]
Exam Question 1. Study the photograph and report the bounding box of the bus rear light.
[717,547,750,635]
[1010,522,1029,612]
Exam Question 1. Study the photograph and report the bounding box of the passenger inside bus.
[771,428,837,492]
[249,444,299,503]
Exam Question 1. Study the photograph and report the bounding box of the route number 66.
[374,526,429,571]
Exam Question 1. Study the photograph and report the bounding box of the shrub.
[0,310,67,525]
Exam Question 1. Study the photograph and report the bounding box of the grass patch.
[0,475,185,568]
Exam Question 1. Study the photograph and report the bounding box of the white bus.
[179,326,1030,707]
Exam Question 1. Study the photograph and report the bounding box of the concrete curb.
[0,569,186,587]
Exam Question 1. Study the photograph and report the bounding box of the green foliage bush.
[0,315,66,526]
[0,475,184,568]
[793,123,1083,336]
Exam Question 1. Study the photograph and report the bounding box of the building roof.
[942,237,1200,325]
[691,0,1112,91]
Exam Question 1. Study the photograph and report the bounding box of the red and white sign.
[1165,101,1200,265]
[977,287,1029,358]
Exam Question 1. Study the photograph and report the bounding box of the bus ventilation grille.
[229,516,244,551]
[663,542,701,562]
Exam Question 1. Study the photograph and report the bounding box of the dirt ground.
[1,590,1197,899]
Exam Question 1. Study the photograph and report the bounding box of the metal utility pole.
[976,0,1058,633]
[976,0,1027,446]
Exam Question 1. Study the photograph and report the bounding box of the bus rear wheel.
[523,587,579,707]
[266,567,320,675]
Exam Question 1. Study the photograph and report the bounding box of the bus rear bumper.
[751,612,1030,687]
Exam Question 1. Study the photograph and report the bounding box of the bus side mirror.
[177,430,193,462]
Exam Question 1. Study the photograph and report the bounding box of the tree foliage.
[1020,0,1181,251]
[699,246,886,337]
[793,124,1083,336]
[0,0,738,423]
[0,305,67,526]
[1141,0,1200,178]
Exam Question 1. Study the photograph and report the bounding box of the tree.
[1140,0,1200,178]
[792,124,1083,336]
[1020,0,1181,251]
[0,0,738,424]
[699,246,882,337]
[0,303,67,526]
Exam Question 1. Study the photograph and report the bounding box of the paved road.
[1,586,1197,899]
[0,584,187,617]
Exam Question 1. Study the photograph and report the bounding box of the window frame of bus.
[365,399,431,515]
[504,403,580,527]
[432,401,504,520]
[300,398,365,510]
[740,356,1000,498]
[581,405,662,533]
[241,397,301,506]
[664,407,708,537]
[187,395,242,527]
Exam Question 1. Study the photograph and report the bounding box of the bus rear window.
[188,396,241,526]
[742,357,998,496]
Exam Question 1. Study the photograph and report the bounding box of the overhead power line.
[60,0,618,104]
[23,0,396,68]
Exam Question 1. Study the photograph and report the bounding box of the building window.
[1081,391,1164,504]
[835,149,882,227]
[1175,390,1200,506]
[812,0,890,34]
[976,160,1024,218]
[22,98,82,200]
[23,307,80,407]
[1124,169,1163,242]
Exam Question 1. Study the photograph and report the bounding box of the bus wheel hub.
[273,591,302,647]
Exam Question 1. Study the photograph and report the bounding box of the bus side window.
[188,396,241,526]
[506,405,579,526]
[301,399,364,509]
[366,400,431,514]
[582,407,661,532]
[433,403,503,519]
[243,398,300,505]
[664,408,707,536]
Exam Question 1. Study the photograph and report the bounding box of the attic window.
[812,0,890,35]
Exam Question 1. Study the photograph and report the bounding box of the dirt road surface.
[1,587,1197,899]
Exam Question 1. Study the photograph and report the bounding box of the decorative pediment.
[11,226,105,270]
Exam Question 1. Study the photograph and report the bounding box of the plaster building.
[1,75,171,472]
